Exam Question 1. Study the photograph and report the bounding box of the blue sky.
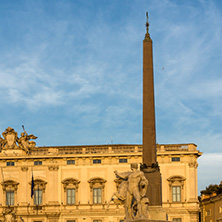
[0,0,221,192]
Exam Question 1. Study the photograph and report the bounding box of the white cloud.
[198,153,222,193]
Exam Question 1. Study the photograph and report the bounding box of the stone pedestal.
[142,167,162,206]
[149,206,167,221]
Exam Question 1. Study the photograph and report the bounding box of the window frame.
[67,188,76,205]
[2,180,19,206]
[34,161,42,166]
[6,162,15,166]
[6,190,14,206]
[93,187,102,204]
[88,177,106,205]
[34,189,43,205]
[29,179,47,206]
[167,176,186,203]
[172,186,181,202]
[93,159,101,164]
[67,160,75,165]
[172,219,182,222]
[172,157,180,162]
[119,158,128,163]
[62,178,80,205]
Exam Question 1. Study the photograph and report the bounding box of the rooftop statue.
[1,127,18,150]
[17,125,38,153]
[108,163,149,220]
[0,126,37,153]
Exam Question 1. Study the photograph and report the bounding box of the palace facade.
[0,127,202,222]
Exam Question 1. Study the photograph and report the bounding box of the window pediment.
[62,178,80,189]
[88,177,107,188]
[1,180,19,191]
[167,175,186,183]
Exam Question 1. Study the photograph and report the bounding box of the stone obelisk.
[142,12,162,206]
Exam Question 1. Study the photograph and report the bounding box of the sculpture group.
[0,126,37,153]
[108,163,149,220]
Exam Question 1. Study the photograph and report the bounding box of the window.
[62,178,80,205]
[93,220,102,222]
[34,189,42,205]
[219,206,222,213]
[93,188,102,204]
[34,161,42,165]
[172,157,180,162]
[167,176,185,203]
[30,179,47,205]
[2,180,19,206]
[88,177,106,204]
[67,220,76,222]
[119,158,127,163]
[172,219,181,222]
[206,210,211,216]
[6,162,14,166]
[67,189,75,205]
[6,190,14,205]
[172,186,181,202]
[67,160,75,165]
[93,159,101,164]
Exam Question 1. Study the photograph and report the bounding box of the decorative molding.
[189,162,198,168]
[48,165,59,171]
[21,166,28,171]
[1,180,19,192]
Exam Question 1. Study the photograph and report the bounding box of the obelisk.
[142,12,162,206]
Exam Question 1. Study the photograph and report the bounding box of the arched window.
[167,176,186,203]
[1,180,19,206]
[29,179,47,205]
[88,177,106,204]
[62,178,80,205]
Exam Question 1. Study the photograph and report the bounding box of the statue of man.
[114,163,148,220]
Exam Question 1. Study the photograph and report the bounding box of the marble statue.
[109,163,149,220]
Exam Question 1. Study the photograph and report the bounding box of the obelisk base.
[127,206,168,222]
[142,167,162,206]
[149,206,168,221]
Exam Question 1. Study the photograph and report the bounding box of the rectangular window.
[34,161,42,165]
[172,157,180,162]
[172,219,181,222]
[172,186,181,202]
[93,159,101,164]
[119,158,127,163]
[6,162,14,166]
[67,189,75,205]
[67,220,76,222]
[67,160,75,165]
[93,220,102,222]
[34,189,42,205]
[206,210,211,216]
[6,190,14,205]
[93,188,102,204]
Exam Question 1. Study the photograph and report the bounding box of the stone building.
[0,127,202,222]
[200,183,222,222]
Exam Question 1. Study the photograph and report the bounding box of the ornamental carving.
[0,126,37,154]
[62,178,80,190]
[1,180,19,192]
[88,177,107,189]
[167,175,186,189]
